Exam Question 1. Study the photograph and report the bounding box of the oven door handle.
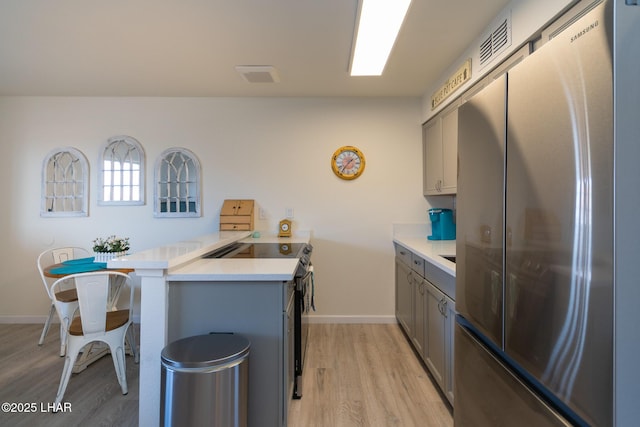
[307,266,315,312]
[298,267,315,312]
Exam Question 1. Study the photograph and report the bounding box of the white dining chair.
[51,271,138,406]
[37,247,90,356]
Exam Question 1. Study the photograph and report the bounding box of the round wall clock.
[331,146,366,180]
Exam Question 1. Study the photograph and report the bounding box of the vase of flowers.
[92,235,130,262]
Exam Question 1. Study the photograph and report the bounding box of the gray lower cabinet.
[395,251,427,358]
[412,275,426,356]
[166,279,294,427]
[424,280,455,405]
[395,247,413,336]
[394,243,455,406]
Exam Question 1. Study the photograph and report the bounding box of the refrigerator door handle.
[507,273,518,319]
[491,270,501,315]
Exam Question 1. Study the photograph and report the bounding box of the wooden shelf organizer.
[220,199,254,231]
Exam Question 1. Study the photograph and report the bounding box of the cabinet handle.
[439,298,448,317]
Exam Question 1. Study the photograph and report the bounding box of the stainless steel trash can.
[160,333,250,427]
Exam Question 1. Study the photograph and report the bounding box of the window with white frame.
[99,135,145,205]
[41,147,89,217]
[154,148,201,217]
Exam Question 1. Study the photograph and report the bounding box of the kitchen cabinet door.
[424,280,456,406]
[441,107,458,194]
[443,294,456,405]
[425,281,446,391]
[395,258,413,337]
[423,118,443,194]
[412,277,426,357]
[423,101,459,195]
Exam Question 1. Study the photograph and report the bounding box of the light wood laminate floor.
[289,323,453,427]
[0,323,452,427]
[0,323,139,427]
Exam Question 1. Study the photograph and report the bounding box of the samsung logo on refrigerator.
[571,20,599,43]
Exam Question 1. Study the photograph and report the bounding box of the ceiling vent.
[235,66,280,83]
[478,10,512,69]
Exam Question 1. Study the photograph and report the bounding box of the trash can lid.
[161,333,250,369]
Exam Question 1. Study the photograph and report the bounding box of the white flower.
[93,235,130,253]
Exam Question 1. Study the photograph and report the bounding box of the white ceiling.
[0,0,511,97]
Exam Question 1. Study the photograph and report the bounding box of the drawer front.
[425,261,455,300]
[220,215,253,224]
[394,243,413,266]
[220,223,251,231]
[411,254,426,277]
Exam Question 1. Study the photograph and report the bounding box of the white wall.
[0,96,428,322]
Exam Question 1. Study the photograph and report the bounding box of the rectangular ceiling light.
[350,0,412,76]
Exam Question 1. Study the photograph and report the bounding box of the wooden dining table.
[44,260,135,372]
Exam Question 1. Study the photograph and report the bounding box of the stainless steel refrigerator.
[455,1,639,426]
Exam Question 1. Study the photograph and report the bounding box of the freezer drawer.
[454,321,571,427]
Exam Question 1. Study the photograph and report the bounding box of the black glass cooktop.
[207,242,306,259]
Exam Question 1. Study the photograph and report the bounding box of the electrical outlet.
[259,208,267,220]
[286,208,294,219]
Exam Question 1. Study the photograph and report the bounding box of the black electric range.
[205,240,314,400]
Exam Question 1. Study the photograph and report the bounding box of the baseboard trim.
[307,315,397,324]
[0,315,49,324]
[0,315,142,324]
[1,314,389,325]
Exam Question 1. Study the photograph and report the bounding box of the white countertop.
[393,234,456,277]
[168,258,301,281]
[168,233,312,281]
[109,230,312,281]
[107,231,253,270]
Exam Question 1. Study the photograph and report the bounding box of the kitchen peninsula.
[108,231,311,427]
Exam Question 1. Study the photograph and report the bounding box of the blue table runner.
[49,262,108,275]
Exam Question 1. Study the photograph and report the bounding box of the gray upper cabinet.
[422,45,530,198]
[423,100,459,196]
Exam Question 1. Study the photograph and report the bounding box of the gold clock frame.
[278,219,292,238]
[331,145,366,180]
